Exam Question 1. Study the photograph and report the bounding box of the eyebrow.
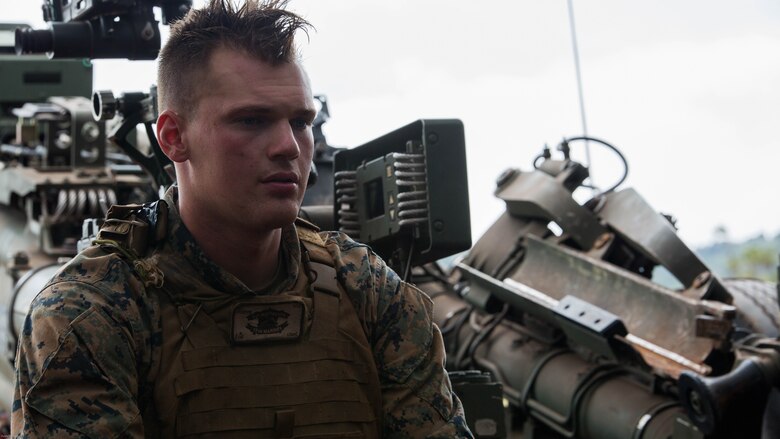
[225,105,317,121]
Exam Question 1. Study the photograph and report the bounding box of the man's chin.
[254,205,300,230]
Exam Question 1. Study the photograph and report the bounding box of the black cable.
[560,136,629,194]
[402,238,415,282]
[440,306,467,335]
[466,303,510,368]
[441,305,473,336]
[443,306,475,363]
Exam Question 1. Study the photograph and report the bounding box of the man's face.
[177,48,316,232]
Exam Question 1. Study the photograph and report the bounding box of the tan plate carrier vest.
[107,213,385,438]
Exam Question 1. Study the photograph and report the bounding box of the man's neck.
[178,203,284,291]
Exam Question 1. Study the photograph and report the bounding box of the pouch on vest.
[96,200,168,258]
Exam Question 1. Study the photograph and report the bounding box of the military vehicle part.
[431,289,692,439]
[12,96,106,168]
[457,261,716,376]
[427,137,780,438]
[533,136,628,195]
[333,119,471,278]
[722,278,780,340]
[15,0,192,60]
[678,336,780,436]
[597,189,731,303]
[0,24,92,142]
[303,95,344,206]
[92,88,173,189]
[449,370,507,438]
[0,46,92,101]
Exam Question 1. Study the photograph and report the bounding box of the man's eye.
[237,117,264,126]
[290,118,311,131]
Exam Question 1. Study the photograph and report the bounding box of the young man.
[12,1,472,437]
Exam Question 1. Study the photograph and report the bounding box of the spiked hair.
[157,0,310,115]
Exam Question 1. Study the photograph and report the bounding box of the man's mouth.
[263,172,299,184]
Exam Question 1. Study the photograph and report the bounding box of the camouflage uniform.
[12,187,472,438]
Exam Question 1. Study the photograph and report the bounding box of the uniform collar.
[160,186,300,296]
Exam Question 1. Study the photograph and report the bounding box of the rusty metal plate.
[508,235,735,369]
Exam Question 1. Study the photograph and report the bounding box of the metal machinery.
[0,13,173,413]
[411,138,780,438]
[3,1,780,437]
[311,124,780,437]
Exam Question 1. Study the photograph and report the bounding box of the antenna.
[566,0,594,191]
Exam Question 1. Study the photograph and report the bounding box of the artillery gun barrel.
[432,290,690,439]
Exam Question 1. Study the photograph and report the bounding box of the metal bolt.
[593,233,612,250]
[688,389,704,417]
[140,21,156,40]
[433,220,444,232]
[426,132,439,144]
[692,271,711,289]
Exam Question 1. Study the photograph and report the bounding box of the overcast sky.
[3,0,779,248]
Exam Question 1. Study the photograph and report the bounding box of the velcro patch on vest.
[232,300,305,344]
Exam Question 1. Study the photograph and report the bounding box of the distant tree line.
[698,227,779,282]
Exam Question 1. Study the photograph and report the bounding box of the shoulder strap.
[295,217,332,263]
[295,217,324,244]
[295,218,341,297]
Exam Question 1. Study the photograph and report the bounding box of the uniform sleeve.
[12,280,146,438]
[328,235,473,438]
[373,277,473,438]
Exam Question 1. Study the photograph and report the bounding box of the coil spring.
[334,170,360,235]
[392,152,428,226]
[49,187,116,223]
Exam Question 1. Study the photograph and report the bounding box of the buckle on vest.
[231,299,306,344]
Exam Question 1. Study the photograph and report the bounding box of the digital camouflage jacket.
[12,188,472,438]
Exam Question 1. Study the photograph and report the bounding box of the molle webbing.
[178,339,356,370]
[178,402,375,437]
[171,288,376,437]
[154,222,382,438]
[174,363,370,401]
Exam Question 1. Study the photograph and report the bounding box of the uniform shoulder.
[48,245,137,287]
[319,230,371,254]
[32,244,151,326]
[294,216,368,251]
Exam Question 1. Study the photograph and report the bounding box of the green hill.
[695,233,780,282]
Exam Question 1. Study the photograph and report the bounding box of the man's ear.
[157,110,189,162]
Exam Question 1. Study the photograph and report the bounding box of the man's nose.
[267,121,300,159]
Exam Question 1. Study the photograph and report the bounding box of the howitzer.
[14,0,191,60]
[0,23,92,142]
[420,137,780,438]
